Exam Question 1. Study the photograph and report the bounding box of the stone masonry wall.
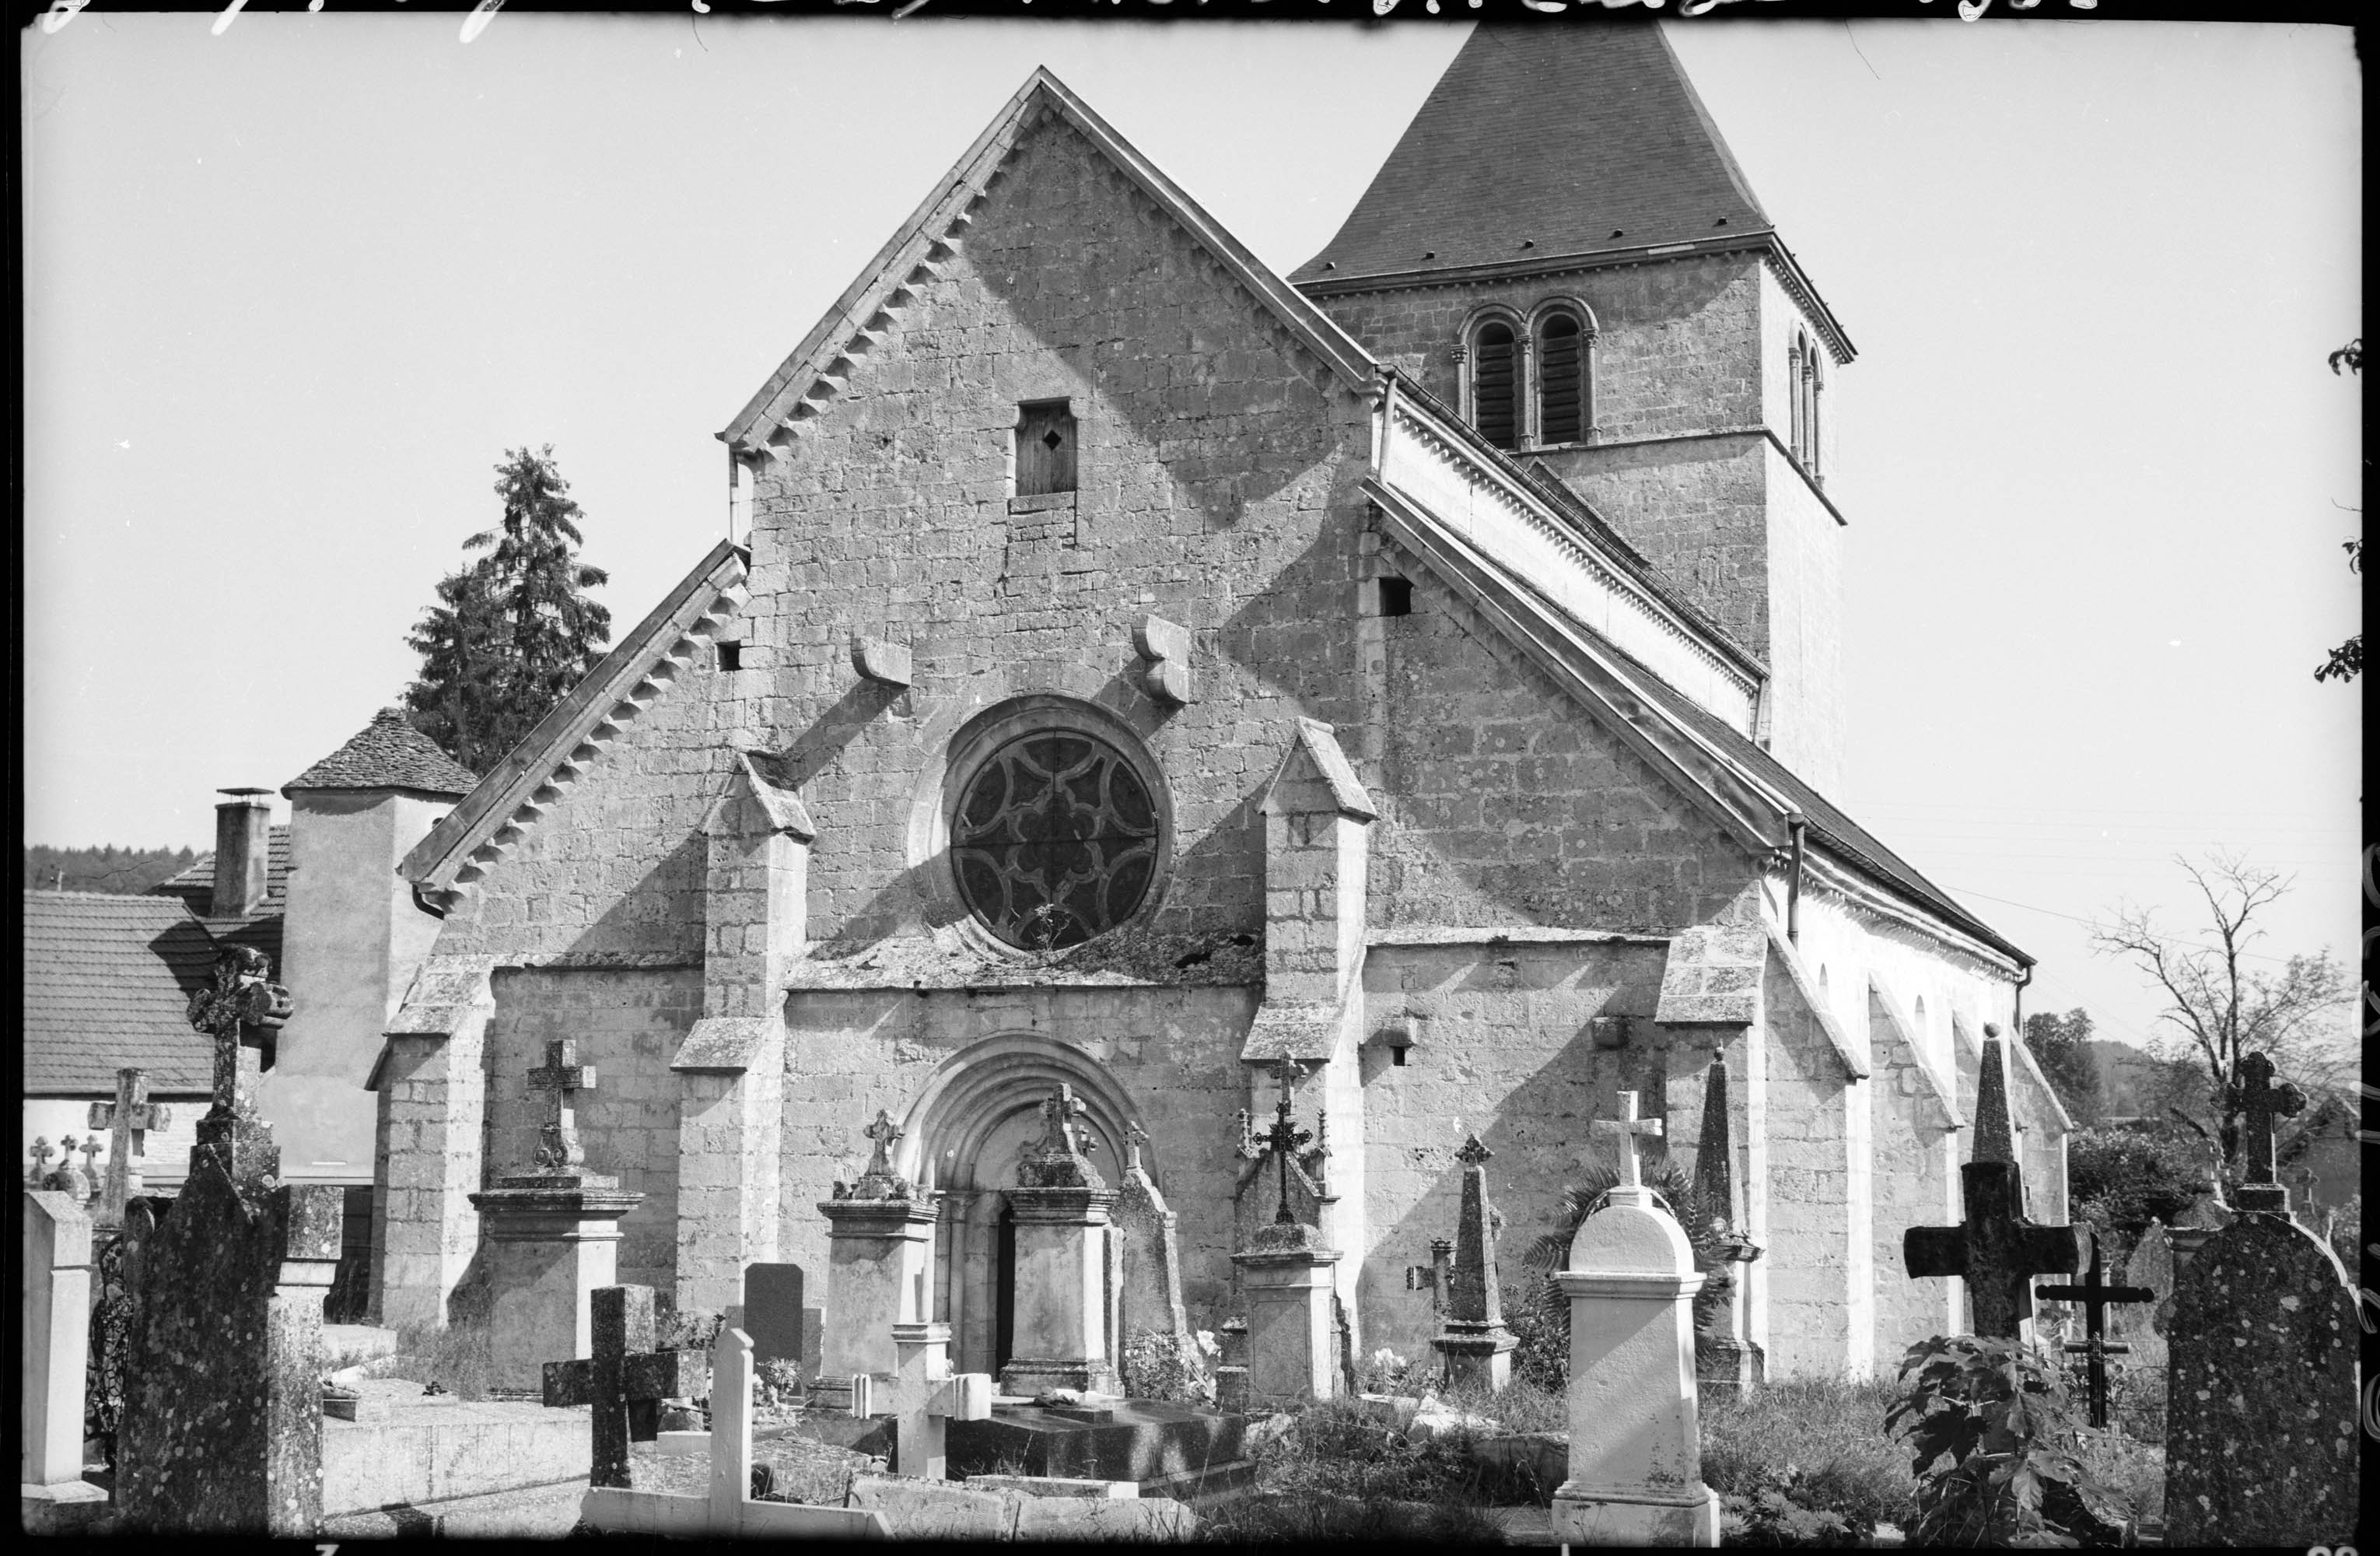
[1370,554,1766,932]
[1356,938,1676,1358]
[482,966,705,1293]
[775,985,1258,1331]
[731,111,1377,954]
[1758,954,1860,1378]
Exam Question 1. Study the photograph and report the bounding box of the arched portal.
[896,1036,1146,1376]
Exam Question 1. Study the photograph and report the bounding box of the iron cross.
[2034,1229,2154,1428]
[526,1039,599,1172]
[1256,1061,1314,1225]
[2232,1050,2305,1187]
[1592,1091,1664,1190]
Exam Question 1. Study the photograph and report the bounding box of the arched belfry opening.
[896,1036,1142,1377]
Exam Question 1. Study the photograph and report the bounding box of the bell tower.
[1294,23,1852,793]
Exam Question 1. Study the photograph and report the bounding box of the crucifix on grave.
[575,1326,893,1538]
[544,1284,709,1488]
[26,1136,55,1186]
[89,1067,173,1227]
[525,1038,602,1179]
[1592,1090,1665,1190]
[186,945,294,1183]
[2033,1230,2153,1428]
[1253,1062,1314,1227]
[2228,1050,2305,1215]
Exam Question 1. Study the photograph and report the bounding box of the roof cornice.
[1299,231,1854,366]
[398,539,751,909]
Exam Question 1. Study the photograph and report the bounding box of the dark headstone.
[745,1263,807,1376]
[543,1284,708,1489]
[2164,1212,2357,1547]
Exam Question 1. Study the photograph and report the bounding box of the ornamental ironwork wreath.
[953,731,1158,949]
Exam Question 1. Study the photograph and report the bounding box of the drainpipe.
[1784,811,1808,944]
[2013,962,2032,1036]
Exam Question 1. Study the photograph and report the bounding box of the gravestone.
[470,1038,645,1393]
[27,1136,55,1186]
[117,946,345,1535]
[576,1326,894,1538]
[1001,1086,1123,1397]
[1231,1061,1338,1407]
[744,1261,807,1383]
[2116,1220,2174,1370]
[1689,1048,1763,1391]
[1903,1034,2084,1337]
[22,1190,108,1532]
[885,1320,996,1479]
[2162,1190,2357,1546]
[1433,1134,1517,1391]
[2032,1231,2151,1428]
[1552,1092,1718,1547]
[544,1284,708,1488]
[1112,1121,1199,1398]
[817,1109,937,1412]
[89,1067,173,1228]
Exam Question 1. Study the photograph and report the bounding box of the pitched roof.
[21,891,218,1095]
[284,707,481,798]
[718,67,1378,457]
[149,824,292,917]
[1293,24,1769,285]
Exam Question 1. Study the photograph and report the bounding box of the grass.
[1195,1396,1507,1543]
[1701,1376,1918,1536]
[378,1317,499,1402]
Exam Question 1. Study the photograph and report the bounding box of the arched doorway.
[894,1036,1143,1378]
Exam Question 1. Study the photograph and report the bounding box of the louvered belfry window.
[953,731,1159,950]
[1472,323,1519,450]
[1537,313,1587,445]
[1015,401,1078,496]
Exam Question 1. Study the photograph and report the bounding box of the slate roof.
[284,706,480,798]
[21,891,218,1096]
[1293,24,1771,287]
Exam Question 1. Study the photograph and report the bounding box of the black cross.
[1255,1060,1313,1226]
[1905,1158,2086,1338]
[543,1285,707,1488]
[2035,1231,2154,1428]
[2232,1050,2306,1190]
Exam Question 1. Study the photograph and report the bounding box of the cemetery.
[27,968,2358,1544]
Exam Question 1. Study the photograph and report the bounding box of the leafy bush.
[1885,1335,2136,1546]
[1703,1376,1914,1540]
[1195,1396,1504,1542]
[2065,1124,2208,1264]
[1506,1272,1570,1390]
[1120,1328,1215,1405]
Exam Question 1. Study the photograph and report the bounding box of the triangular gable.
[1258,717,1377,822]
[399,539,751,910]
[1766,926,1870,1081]
[717,67,1379,458]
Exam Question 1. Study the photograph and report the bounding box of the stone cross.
[2231,1050,2305,1212]
[186,944,294,1123]
[544,1284,709,1488]
[526,1039,599,1174]
[887,1322,996,1480]
[1123,1120,1148,1175]
[2032,1230,2153,1428]
[1592,1091,1664,1190]
[1905,1155,2086,1338]
[27,1137,54,1186]
[79,1137,103,1180]
[575,1326,893,1538]
[89,1067,170,1227]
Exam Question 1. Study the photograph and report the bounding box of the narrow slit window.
[1015,401,1077,496]
[1472,323,1519,450]
[1537,313,1587,445]
[716,641,743,672]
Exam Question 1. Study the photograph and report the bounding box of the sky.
[19,11,2362,1063]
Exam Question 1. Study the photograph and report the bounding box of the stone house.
[369,26,2071,1382]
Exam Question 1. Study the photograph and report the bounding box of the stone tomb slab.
[947,1400,1254,1498]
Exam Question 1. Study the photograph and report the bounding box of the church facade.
[370,26,2071,1383]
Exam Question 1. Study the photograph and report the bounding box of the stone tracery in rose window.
[952,730,1159,950]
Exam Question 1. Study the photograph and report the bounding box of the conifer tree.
[404,447,612,771]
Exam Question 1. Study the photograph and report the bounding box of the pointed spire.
[1972,1025,2018,1165]
[1692,1046,1742,1235]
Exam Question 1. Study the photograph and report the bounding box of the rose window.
[952,731,1159,949]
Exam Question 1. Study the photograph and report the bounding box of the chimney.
[212,788,274,918]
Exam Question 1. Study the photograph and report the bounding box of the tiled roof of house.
[21,890,218,1096]
[284,706,480,797]
[149,825,292,916]
[1292,24,1772,286]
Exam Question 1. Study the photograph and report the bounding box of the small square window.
[1015,401,1077,496]
[1377,577,1413,618]
[716,641,743,672]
